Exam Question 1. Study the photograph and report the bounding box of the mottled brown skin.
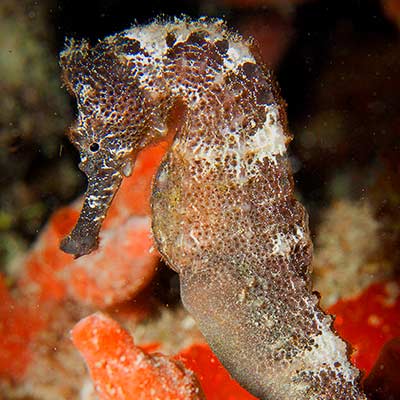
[60,19,366,399]
[59,36,171,256]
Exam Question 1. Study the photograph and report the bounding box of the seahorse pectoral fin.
[60,169,123,257]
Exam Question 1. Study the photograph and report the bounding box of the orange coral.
[0,275,45,380]
[66,216,157,307]
[0,142,168,384]
[72,313,204,400]
[329,279,400,375]
[178,344,258,400]
[104,141,171,222]
[17,141,169,308]
[71,312,258,400]
[18,208,76,303]
[65,142,169,307]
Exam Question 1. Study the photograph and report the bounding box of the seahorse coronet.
[59,18,367,399]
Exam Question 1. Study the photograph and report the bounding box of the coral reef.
[313,200,394,308]
[0,274,45,381]
[18,141,166,308]
[328,279,400,375]
[0,142,167,399]
[72,313,205,400]
[129,307,204,355]
[178,344,258,400]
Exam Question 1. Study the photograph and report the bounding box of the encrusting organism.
[72,313,205,400]
[60,18,367,399]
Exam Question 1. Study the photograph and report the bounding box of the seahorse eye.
[89,142,100,152]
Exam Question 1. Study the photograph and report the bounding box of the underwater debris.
[59,18,366,399]
[72,313,205,400]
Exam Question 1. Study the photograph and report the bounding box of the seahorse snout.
[60,233,98,257]
[59,167,123,257]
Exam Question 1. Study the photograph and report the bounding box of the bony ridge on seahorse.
[59,17,367,400]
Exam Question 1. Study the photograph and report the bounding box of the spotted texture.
[60,18,366,399]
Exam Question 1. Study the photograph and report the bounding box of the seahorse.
[59,18,367,400]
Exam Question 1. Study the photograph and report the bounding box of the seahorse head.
[59,36,169,256]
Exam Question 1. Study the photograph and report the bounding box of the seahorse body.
[60,18,366,399]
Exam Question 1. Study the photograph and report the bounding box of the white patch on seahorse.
[271,232,292,256]
[124,19,255,76]
[270,226,306,258]
[223,41,256,71]
[300,313,360,385]
[124,19,208,60]
[125,24,168,59]
[245,106,287,164]
[181,104,287,183]
[87,195,103,209]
